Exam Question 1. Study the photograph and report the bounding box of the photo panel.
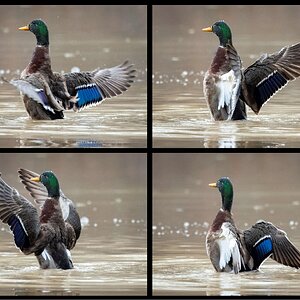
[0,153,147,296]
[0,5,147,148]
[153,153,300,296]
[153,5,300,148]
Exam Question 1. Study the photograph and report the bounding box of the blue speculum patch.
[8,215,29,249]
[76,84,103,109]
[253,237,273,262]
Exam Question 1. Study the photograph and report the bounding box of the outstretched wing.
[243,220,300,269]
[18,168,48,206]
[242,43,300,114]
[0,173,40,252]
[63,61,136,111]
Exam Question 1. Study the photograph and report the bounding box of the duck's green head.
[31,171,60,197]
[202,20,232,47]
[209,177,233,212]
[19,19,49,47]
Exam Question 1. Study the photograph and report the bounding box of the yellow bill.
[30,176,40,182]
[209,182,217,187]
[202,26,213,32]
[18,25,30,31]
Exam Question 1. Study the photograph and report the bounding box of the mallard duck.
[202,20,300,120]
[206,177,300,274]
[10,19,136,120]
[0,169,81,269]
[18,168,81,241]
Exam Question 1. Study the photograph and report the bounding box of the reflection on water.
[0,153,147,296]
[0,5,147,148]
[153,153,300,295]
[153,5,300,148]
[0,99,147,148]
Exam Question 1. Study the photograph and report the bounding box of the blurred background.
[153,153,300,295]
[154,153,300,227]
[0,5,147,148]
[0,153,147,296]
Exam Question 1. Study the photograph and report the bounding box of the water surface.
[153,5,300,148]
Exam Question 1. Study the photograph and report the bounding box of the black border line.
[147,3,153,298]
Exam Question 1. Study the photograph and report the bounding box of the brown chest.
[24,46,52,75]
[210,47,230,74]
[210,210,233,232]
[40,198,63,224]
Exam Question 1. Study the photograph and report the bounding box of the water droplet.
[253,205,263,211]
[181,71,188,78]
[2,27,9,34]
[184,222,189,228]
[115,197,122,204]
[64,52,75,58]
[80,216,89,227]
[71,66,80,73]
[203,222,209,228]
